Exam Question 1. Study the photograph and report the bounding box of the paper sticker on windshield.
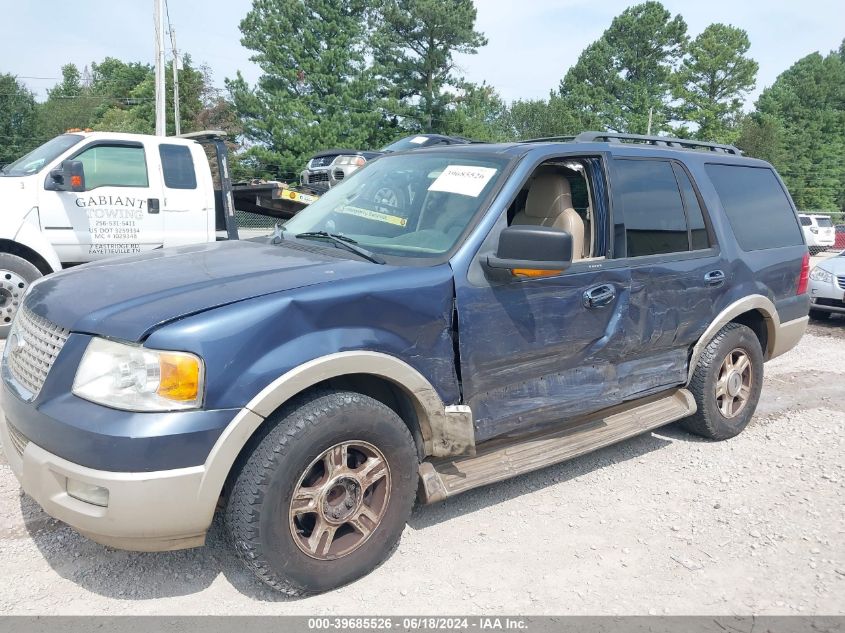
[428,165,498,197]
[409,136,429,144]
[340,206,408,227]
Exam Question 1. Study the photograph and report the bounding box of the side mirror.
[486,225,573,274]
[47,160,85,192]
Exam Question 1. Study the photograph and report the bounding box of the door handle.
[704,270,726,287]
[583,284,616,309]
[148,198,160,214]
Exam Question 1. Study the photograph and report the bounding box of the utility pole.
[170,27,181,136]
[646,107,653,136]
[153,0,166,136]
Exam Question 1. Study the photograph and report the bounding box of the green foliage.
[505,96,580,140]
[37,64,96,137]
[558,1,687,134]
[673,24,758,142]
[372,0,487,132]
[756,49,845,211]
[0,74,38,165]
[736,113,785,166]
[439,81,509,141]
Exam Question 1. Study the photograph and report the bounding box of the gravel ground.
[0,322,843,615]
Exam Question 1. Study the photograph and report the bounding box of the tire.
[809,308,831,321]
[225,389,418,595]
[0,253,43,338]
[682,323,764,441]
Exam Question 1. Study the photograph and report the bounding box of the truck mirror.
[46,160,85,192]
[62,160,86,192]
[486,225,573,278]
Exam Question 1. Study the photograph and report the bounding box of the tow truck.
[0,129,318,334]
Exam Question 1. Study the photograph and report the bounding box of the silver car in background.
[808,251,845,320]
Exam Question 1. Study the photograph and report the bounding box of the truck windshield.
[283,152,508,259]
[0,134,84,177]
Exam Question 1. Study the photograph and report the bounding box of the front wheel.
[682,323,764,440]
[0,253,43,337]
[225,390,418,595]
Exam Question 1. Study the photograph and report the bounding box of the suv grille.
[837,275,845,291]
[5,419,29,458]
[333,169,345,181]
[6,306,70,399]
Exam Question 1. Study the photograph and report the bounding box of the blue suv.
[1,132,810,594]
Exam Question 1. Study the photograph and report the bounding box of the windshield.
[0,134,83,177]
[284,152,508,259]
[380,135,439,152]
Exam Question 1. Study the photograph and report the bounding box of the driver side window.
[74,144,149,191]
[507,157,606,261]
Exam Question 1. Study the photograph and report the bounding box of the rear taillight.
[797,252,810,295]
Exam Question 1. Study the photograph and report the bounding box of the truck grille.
[5,419,29,458]
[307,171,330,184]
[838,276,845,291]
[6,306,69,399]
[309,156,336,168]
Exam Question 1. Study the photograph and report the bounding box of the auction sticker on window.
[428,165,498,197]
[409,135,429,144]
[339,205,408,227]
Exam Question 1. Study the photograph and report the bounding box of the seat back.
[513,173,585,260]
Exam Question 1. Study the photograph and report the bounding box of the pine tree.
[372,0,486,133]
[558,1,687,134]
[673,24,758,142]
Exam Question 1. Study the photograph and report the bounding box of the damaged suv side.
[1,132,809,595]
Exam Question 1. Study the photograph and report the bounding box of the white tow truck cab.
[0,130,318,334]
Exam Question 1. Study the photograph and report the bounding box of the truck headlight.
[335,155,366,166]
[809,267,833,284]
[72,338,204,411]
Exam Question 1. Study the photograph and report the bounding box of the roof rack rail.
[574,131,740,155]
[518,135,577,144]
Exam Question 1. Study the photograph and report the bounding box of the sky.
[2,0,843,109]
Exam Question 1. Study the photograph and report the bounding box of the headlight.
[335,155,366,166]
[809,267,833,283]
[72,338,204,411]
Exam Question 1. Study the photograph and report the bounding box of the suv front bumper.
[1,413,213,551]
[809,271,845,314]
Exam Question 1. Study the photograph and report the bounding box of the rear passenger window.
[800,216,812,226]
[159,144,197,189]
[672,165,710,251]
[705,164,803,251]
[615,159,688,257]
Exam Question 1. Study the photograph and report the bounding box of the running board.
[418,389,696,503]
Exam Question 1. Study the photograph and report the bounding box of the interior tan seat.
[513,173,585,260]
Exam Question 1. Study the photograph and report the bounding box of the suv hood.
[25,239,383,341]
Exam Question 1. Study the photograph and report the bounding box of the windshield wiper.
[294,231,386,264]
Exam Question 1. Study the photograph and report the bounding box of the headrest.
[524,173,573,218]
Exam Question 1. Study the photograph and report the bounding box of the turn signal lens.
[511,268,563,278]
[157,353,201,401]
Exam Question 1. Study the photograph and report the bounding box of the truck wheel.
[225,390,418,595]
[682,323,764,441]
[0,253,43,337]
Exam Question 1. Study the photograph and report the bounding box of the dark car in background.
[300,133,473,190]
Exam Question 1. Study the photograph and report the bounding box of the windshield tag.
[340,206,408,227]
[428,165,498,197]
[409,136,429,144]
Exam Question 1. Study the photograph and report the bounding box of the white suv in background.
[798,213,835,254]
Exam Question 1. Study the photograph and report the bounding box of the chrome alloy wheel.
[289,441,391,560]
[715,348,753,419]
[0,270,28,325]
